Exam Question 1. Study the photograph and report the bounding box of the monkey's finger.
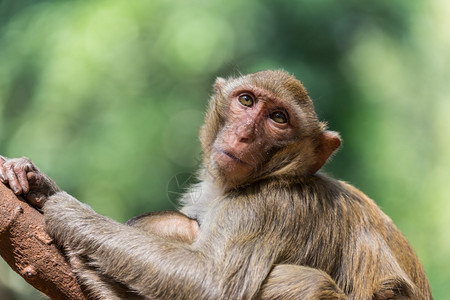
[26,192,47,209]
[0,156,7,182]
[0,165,7,183]
[16,165,30,194]
[4,164,22,194]
[27,171,49,192]
[27,171,41,187]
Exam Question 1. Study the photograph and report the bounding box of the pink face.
[212,86,299,185]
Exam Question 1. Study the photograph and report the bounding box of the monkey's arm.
[43,192,209,299]
[43,192,275,300]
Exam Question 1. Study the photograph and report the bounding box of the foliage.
[0,0,448,298]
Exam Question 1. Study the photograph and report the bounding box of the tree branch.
[0,182,86,299]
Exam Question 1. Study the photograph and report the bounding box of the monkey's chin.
[212,150,253,184]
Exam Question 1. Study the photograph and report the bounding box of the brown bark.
[0,182,85,300]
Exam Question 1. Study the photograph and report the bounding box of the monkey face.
[211,86,300,186]
[202,70,339,189]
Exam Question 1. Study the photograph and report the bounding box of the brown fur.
[0,70,432,299]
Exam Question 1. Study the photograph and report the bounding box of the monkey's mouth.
[215,148,248,165]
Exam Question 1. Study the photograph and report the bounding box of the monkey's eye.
[269,111,288,124]
[238,94,254,107]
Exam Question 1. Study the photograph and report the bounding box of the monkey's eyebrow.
[269,106,289,117]
[228,84,256,97]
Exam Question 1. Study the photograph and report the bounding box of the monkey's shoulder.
[239,174,390,222]
[245,175,408,246]
[246,174,369,202]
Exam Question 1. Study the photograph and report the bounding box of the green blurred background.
[0,0,448,298]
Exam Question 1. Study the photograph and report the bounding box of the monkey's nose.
[235,122,256,144]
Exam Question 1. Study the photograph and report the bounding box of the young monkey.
[0,70,432,300]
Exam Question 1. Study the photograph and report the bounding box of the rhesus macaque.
[0,70,432,300]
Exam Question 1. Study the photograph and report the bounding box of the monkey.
[0,70,432,299]
[0,156,345,300]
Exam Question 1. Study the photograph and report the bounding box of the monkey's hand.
[0,156,61,209]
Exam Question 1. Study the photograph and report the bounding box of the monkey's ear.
[214,77,226,93]
[310,131,341,174]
